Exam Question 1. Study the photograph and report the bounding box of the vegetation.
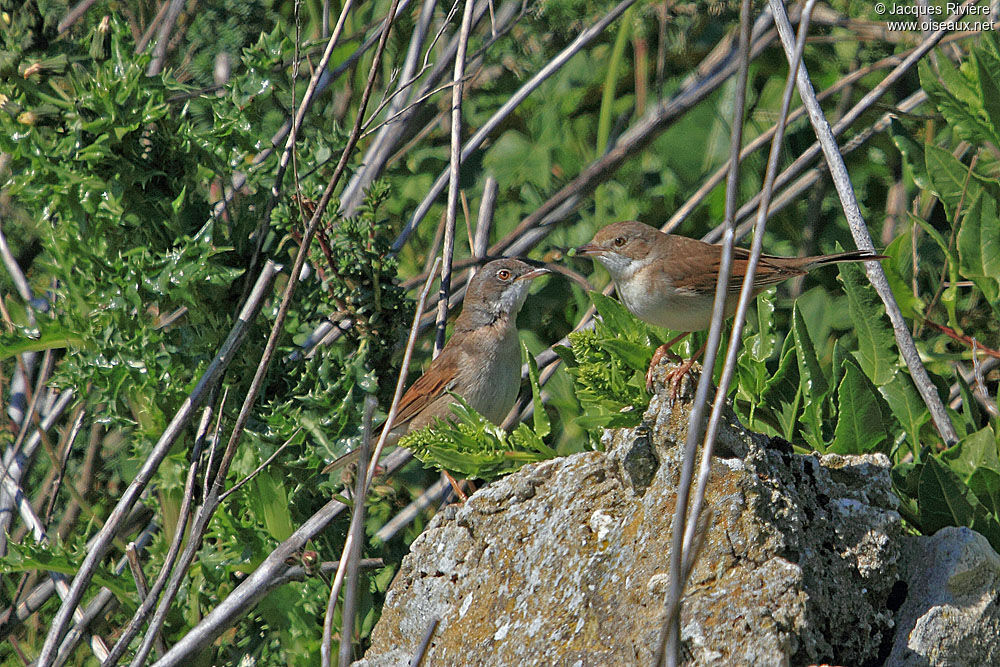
[0,0,997,663]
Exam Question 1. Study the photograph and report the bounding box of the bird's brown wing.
[391,347,462,430]
[667,237,806,293]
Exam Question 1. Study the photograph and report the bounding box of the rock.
[356,363,903,666]
[888,526,1000,666]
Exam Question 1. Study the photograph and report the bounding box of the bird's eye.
[496,269,512,281]
[613,236,626,247]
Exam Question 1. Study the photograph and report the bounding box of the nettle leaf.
[400,397,554,480]
[0,539,136,604]
[925,144,982,221]
[838,260,896,386]
[972,48,1000,141]
[957,193,1000,307]
[760,334,801,441]
[939,426,1000,481]
[890,118,929,190]
[955,372,985,433]
[523,340,551,439]
[791,303,829,451]
[880,370,930,449]
[0,324,86,360]
[590,290,649,340]
[831,360,892,455]
[919,456,1000,551]
[920,59,996,147]
[882,231,924,320]
[969,468,1000,518]
[908,211,962,328]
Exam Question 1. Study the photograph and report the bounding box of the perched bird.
[577,220,885,394]
[323,258,548,474]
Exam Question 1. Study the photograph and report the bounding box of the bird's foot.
[645,339,685,393]
[663,356,698,400]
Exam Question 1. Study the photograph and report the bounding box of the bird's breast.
[616,273,724,332]
[456,323,521,424]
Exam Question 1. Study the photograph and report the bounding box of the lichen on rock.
[355,363,908,665]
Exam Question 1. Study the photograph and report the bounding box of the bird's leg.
[664,340,708,400]
[645,332,690,392]
[442,470,468,502]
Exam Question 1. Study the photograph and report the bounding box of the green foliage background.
[0,0,998,663]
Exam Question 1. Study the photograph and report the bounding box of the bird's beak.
[575,242,601,256]
[516,267,550,281]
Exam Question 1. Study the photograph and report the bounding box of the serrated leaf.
[969,467,1000,518]
[882,231,924,319]
[940,426,1000,481]
[972,49,1000,143]
[590,290,645,337]
[890,118,929,189]
[0,541,135,603]
[791,303,829,450]
[831,360,891,454]
[957,193,1000,306]
[838,261,896,386]
[921,59,997,147]
[918,456,976,532]
[760,335,801,441]
[0,325,86,360]
[523,340,550,439]
[919,456,1000,551]
[925,144,981,221]
[880,370,930,449]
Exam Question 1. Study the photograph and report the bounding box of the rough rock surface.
[889,526,1000,665]
[356,363,906,665]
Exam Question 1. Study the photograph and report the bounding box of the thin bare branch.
[324,396,376,667]
[37,261,280,665]
[393,0,640,252]
[434,0,477,356]
[365,257,441,485]
[768,0,963,445]
[375,477,451,542]
[145,0,186,76]
[657,0,753,662]
[409,617,440,667]
[684,0,815,573]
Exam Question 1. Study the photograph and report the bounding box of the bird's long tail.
[802,249,887,269]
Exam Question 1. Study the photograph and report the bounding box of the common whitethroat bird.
[322,258,548,474]
[577,220,886,395]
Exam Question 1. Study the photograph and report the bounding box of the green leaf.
[838,260,897,386]
[940,426,1000,481]
[957,193,1000,306]
[890,118,929,190]
[972,49,1000,142]
[590,291,645,337]
[919,456,1000,550]
[881,231,924,319]
[0,325,86,360]
[921,59,997,147]
[523,340,550,439]
[925,143,981,221]
[248,470,294,542]
[831,360,892,454]
[919,455,976,532]
[760,335,801,441]
[791,303,829,450]
[969,467,1000,518]
[880,371,930,450]
[400,397,554,480]
[909,211,962,328]
[0,540,135,603]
